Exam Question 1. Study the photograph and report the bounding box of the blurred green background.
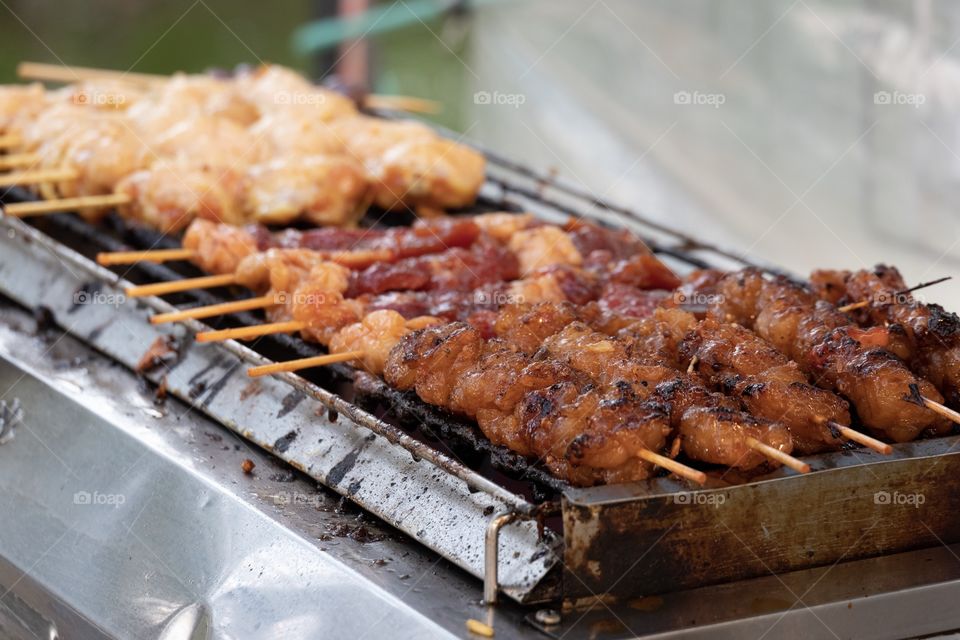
[0,0,472,130]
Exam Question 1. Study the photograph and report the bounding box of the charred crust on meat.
[566,434,588,462]
[927,305,960,339]
[740,382,765,397]
[905,383,925,407]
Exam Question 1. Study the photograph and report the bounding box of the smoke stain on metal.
[326,436,375,489]
[87,317,114,342]
[239,379,262,401]
[198,361,241,408]
[277,389,305,419]
[188,355,226,386]
[273,430,299,453]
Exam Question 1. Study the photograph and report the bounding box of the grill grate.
[2,169,775,504]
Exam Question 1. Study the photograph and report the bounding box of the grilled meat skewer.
[706,268,949,442]
[811,266,960,407]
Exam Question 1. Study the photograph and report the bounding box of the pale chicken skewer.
[3,63,485,226]
[1,96,370,230]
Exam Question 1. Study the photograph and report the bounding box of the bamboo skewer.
[363,94,442,114]
[0,134,22,149]
[97,247,197,266]
[18,61,443,115]
[196,320,305,343]
[826,421,892,455]
[922,396,960,425]
[636,449,707,485]
[0,153,40,170]
[837,276,953,313]
[0,167,77,188]
[745,437,811,474]
[150,295,276,324]
[125,273,238,298]
[3,193,130,217]
[17,61,164,86]
[248,350,366,377]
[96,246,391,268]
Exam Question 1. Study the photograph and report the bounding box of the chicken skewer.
[124,215,489,298]
[703,268,952,441]
[812,267,960,408]
[17,61,444,115]
[250,306,707,485]
[1,64,484,227]
[677,316,890,454]
[205,254,812,472]
[102,215,482,270]
[383,303,801,481]
[128,214,674,305]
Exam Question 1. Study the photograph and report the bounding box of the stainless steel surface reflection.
[0,305,534,639]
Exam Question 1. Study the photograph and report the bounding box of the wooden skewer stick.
[637,449,707,485]
[97,247,197,266]
[826,421,892,455]
[96,246,390,269]
[248,350,366,377]
[0,134,22,149]
[405,316,441,330]
[0,153,39,170]
[837,276,953,313]
[745,436,811,473]
[922,396,960,425]
[18,61,442,116]
[0,167,77,188]
[124,273,238,298]
[17,61,165,86]
[150,295,277,324]
[363,94,442,115]
[196,320,306,343]
[3,193,130,218]
[836,300,868,313]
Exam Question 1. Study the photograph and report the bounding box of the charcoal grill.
[3,145,960,639]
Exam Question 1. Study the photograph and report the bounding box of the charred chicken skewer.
[704,268,951,442]
[811,266,960,407]
[382,302,800,483]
